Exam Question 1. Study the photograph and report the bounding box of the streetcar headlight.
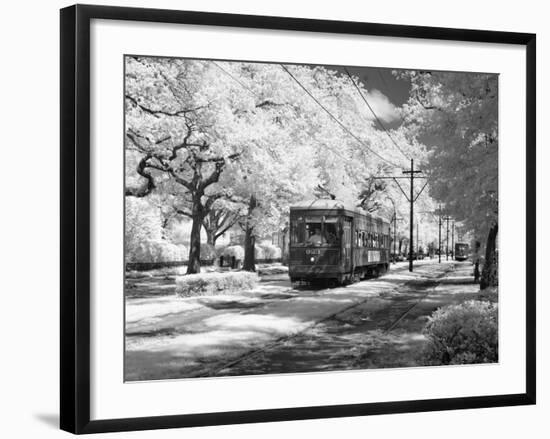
[310,257,315,262]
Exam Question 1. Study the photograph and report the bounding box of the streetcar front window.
[305,217,324,246]
[323,217,340,246]
[290,215,340,246]
[290,219,305,244]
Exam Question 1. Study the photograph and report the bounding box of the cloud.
[364,89,400,124]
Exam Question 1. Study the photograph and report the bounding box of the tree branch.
[126,94,206,118]
[414,90,438,110]
[126,128,171,149]
[125,153,155,197]
[256,100,285,108]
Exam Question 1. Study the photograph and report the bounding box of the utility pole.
[386,197,398,264]
[388,210,404,264]
[416,221,419,256]
[403,159,424,271]
[373,159,428,272]
[451,221,455,260]
[417,207,444,263]
[438,206,442,264]
[443,215,451,261]
[393,212,397,262]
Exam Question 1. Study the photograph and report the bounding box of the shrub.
[222,245,245,260]
[215,245,227,257]
[200,243,217,261]
[164,219,191,245]
[259,243,282,259]
[175,271,259,297]
[423,300,498,365]
[256,264,289,275]
[125,197,163,260]
[254,245,266,260]
[128,239,186,263]
[477,286,498,303]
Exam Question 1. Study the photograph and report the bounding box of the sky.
[331,64,443,148]
[331,64,412,130]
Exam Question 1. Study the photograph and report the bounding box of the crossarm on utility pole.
[413,180,430,202]
[370,161,426,272]
[392,177,410,201]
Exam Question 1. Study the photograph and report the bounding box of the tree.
[398,70,498,288]
[221,63,428,271]
[358,175,387,213]
[208,63,321,271]
[125,57,255,273]
[202,199,246,246]
[125,196,163,263]
[125,57,431,275]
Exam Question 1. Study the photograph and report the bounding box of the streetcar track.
[195,263,455,377]
[384,266,454,332]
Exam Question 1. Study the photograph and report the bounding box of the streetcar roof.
[290,199,388,224]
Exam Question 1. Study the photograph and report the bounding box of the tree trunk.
[480,223,498,290]
[205,228,216,246]
[473,240,481,283]
[187,196,204,275]
[243,195,257,272]
[281,227,289,266]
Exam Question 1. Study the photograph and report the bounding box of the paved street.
[125,260,481,381]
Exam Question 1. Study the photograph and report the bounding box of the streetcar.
[454,242,469,261]
[288,199,391,285]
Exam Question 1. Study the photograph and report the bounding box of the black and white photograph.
[124,56,499,381]
[0,0,544,436]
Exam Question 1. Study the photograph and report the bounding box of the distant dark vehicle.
[455,242,469,261]
[288,199,391,285]
[407,252,418,261]
[391,252,404,262]
[417,248,425,260]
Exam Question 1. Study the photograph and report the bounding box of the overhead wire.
[376,67,406,126]
[212,60,357,166]
[280,64,401,168]
[344,66,410,162]
[212,61,257,97]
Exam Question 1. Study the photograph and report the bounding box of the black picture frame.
[60,4,536,434]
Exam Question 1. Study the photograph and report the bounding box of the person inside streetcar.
[307,228,326,245]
